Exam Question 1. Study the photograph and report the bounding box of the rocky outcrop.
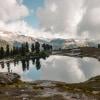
[0,72,20,84]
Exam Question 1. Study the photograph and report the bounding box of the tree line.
[0,42,52,59]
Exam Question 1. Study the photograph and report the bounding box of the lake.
[0,55,100,83]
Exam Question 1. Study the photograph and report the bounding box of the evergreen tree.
[42,43,46,51]
[6,45,10,57]
[0,47,5,59]
[31,43,35,52]
[35,42,40,53]
[12,46,16,55]
[18,46,22,55]
[25,42,29,52]
[21,43,26,56]
[15,47,20,55]
[50,45,52,51]
[10,49,13,57]
[98,44,100,48]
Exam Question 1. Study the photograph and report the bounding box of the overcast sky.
[0,0,100,39]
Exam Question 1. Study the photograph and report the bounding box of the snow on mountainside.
[50,38,99,50]
[0,30,99,49]
[0,30,36,43]
[0,30,50,48]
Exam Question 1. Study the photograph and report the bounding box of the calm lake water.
[0,55,100,83]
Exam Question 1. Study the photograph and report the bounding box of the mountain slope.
[50,38,99,50]
[0,30,99,49]
[0,30,36,43]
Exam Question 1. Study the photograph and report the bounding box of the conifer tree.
[0,47,5,59]
[21,43,26,56]
[31,43,35,52]
[25,42,29,52]
[6,45,10,57]
[35,42,40,53]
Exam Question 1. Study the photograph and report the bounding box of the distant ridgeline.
[0,41,52,59]
[0,39,11,49]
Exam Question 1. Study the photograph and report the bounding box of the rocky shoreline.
[0,72,100,100]
[0,73,20,84]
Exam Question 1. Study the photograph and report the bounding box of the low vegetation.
[0,73,100,100]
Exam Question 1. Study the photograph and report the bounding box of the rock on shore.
[0,72,20,84]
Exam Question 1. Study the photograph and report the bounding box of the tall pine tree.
[35,42,40,53]
[0,47,5,59]
[31,43,35,52]
[6,45,10,57]
[25,42,29,52]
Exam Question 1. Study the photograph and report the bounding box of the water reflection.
[1,62,4,69]
[14,60,19,67]
[0,55,100,83]
[21,58,41,71]
[0,58,41,73]
[36,58,41,70]
[6,62,10,73]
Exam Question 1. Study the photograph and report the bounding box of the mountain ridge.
[0,30,99,49]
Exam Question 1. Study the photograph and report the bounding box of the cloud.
[0,20,75,39]
[0,0,29,22]
[37,0,84,36]
[0,0,32,37]
[78,0,100,39]
[0,0,100,40]
[36,0,100,40]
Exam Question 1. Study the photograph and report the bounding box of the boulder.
[0,72,20,84]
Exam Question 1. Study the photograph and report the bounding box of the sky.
[0,0,100,39]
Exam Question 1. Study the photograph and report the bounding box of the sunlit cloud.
[0,0,29,22]
[0,0,100,40]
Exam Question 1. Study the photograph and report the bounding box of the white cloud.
[37,0,84,36]
[78,0,100,39]
[36,0,100,40]
[0,0,29,22]
[89,7,100,25]
[0,0,30,34]
[0,20,75,39]
[0,0,100,40]
[0,0,73,39]
[50,3,57,12]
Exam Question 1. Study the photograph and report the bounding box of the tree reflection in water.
[0,57,43,73]
[20,58,41,71]
[21,59,26,72]
[35,58,41,70]
[14,60,19,67]
[6,62,10,73]
[0,62,4,69]
[32,58,35,65]
[21,57,41,71]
